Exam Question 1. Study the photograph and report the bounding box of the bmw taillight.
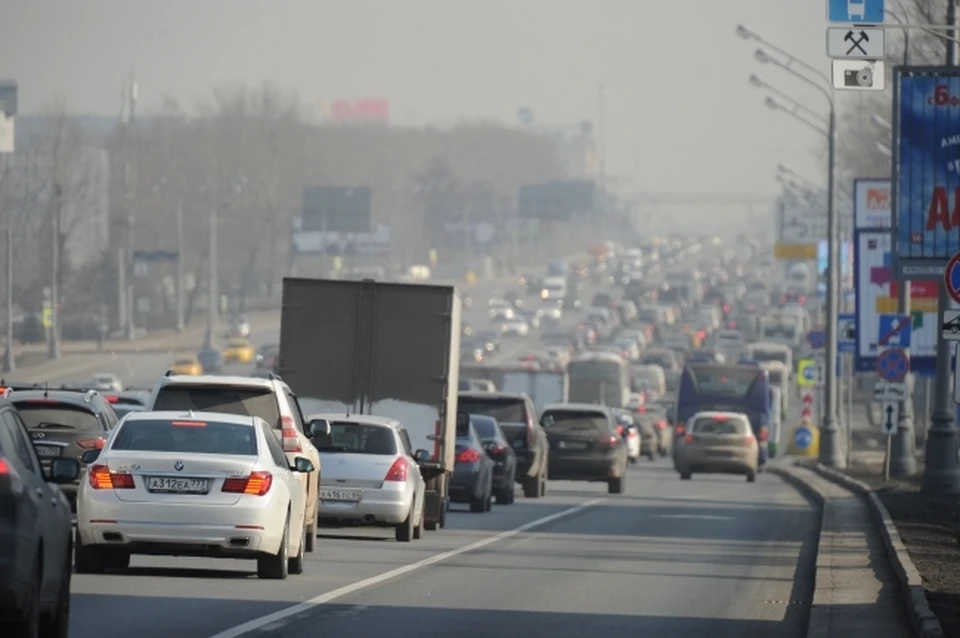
[456,448,481,463]
[222,471,273,496]
[89,465,134,490]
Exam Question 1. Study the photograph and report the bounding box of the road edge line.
[206,497,607,638]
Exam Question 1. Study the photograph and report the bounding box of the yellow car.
[170,357,203,376]
[222,339,255,364]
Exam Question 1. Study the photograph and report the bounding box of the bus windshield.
[690,366,760,398]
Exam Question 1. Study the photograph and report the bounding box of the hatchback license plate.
[320,488,363,502]
[34,445,61,458]
[146,477,210,494]
[558,441,587,450]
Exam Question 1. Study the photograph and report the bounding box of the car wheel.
[470,490,486,513]
[629,456,637,465]
[647,451,656,461]
[680,472,692,480]
[395,504,415,541]
[10,555,40,638]
[539,470,547,497]
[304,522,316,553]
[74,537,106,574]
[40,550,71,638]
[104,552,130,571]
[257,516,290,579]
[746,471,757,483]
[485,483,493,512]
[413,501,424,539]
[288,523,305,575]
[608,475,625,494]
[522,474,539,498]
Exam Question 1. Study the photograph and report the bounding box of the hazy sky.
[0,0,846,197]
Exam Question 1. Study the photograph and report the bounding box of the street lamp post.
[738,26,846,467]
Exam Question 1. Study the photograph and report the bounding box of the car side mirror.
[291,456,315,473]
[80,449,100,465]
[47,457,80,483]
[308,418,331,438]
[413,449,431,463]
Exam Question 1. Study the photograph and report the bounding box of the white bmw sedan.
[75,410,313,579]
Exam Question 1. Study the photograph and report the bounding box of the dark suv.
[457,391,548,499]
[7,388,120,511]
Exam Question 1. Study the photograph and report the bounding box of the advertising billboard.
[855,229,938,374]
[893,67,960,278]
[853,178,891,229]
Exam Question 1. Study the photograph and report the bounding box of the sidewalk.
[771,463,914,638]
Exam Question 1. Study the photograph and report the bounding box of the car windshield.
[14,402,100,430]
[541,410,607,432]
[152,386,281,429]
[457,397,526,424]
[692,416,748,435]
[314,423,397,455]
[470,417,499,440]
[111,419,258,455]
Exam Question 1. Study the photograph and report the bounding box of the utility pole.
[125,75,138,340]
[1,153,12,372]
[922,0,960,493]
[47,183,61,360]
[598,83,607,219]
[175,199,184,332]
[202,206,219,351]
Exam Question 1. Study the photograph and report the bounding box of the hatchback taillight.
[758,427,769,442]
[384,457,408,482]
[89,465,134,490]
[222,471,273,496]
[684,434,697,444]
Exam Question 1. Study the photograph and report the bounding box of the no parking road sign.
[876,347,909,382]
[946,251,960,305]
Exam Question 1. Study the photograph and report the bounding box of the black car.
[103,389,150,419]
[457,392,548,499]
[540,403,628,494]
[468,414,516,504]
[449,414,495,513]
[0,397,79,636]
[7,388,120,511]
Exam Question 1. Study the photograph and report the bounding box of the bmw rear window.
[112,419,257,455]
[457,397,526,424]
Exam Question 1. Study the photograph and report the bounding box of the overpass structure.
[624,192,778,238]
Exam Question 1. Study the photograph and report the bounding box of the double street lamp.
[737,24,846,468]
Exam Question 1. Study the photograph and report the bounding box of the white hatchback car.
[75,410,313,579]
[309,414,426,542]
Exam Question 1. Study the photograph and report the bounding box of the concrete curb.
[766,465,831,638]
[796,462,944,638]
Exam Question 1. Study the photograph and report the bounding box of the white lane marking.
[654,514,735,521]
[207,498,606,638]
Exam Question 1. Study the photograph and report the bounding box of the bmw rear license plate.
[34,445,61,458]
[147,477,210,494]
[320,488,363,502]
[558,441,587,450]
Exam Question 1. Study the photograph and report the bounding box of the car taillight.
[88,464,134,490]
[656,421,666,430]
[457,448,481,463]
[76,438,106,450]
[798,296,806,304]
[280,416,302,453]
[105,395,119,403]
[527,416,536,446]
[675,425,686,436]
[0,457,9,475]
[758,427,769,442]
[384,457,409,482]
[684,434,697,444]
[616,425,624,435]
[487,444,507,455]
[600,435,620,447]
[222,471,273,496]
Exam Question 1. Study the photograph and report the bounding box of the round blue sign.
[794,426,812,449]
[947,252,960,305]
[801,365,817,382]
[876,347,909,382]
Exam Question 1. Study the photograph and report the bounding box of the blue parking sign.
[794,426,813,449]
[827,0,885,23]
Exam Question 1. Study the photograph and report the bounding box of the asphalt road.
[68,460,817,638]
